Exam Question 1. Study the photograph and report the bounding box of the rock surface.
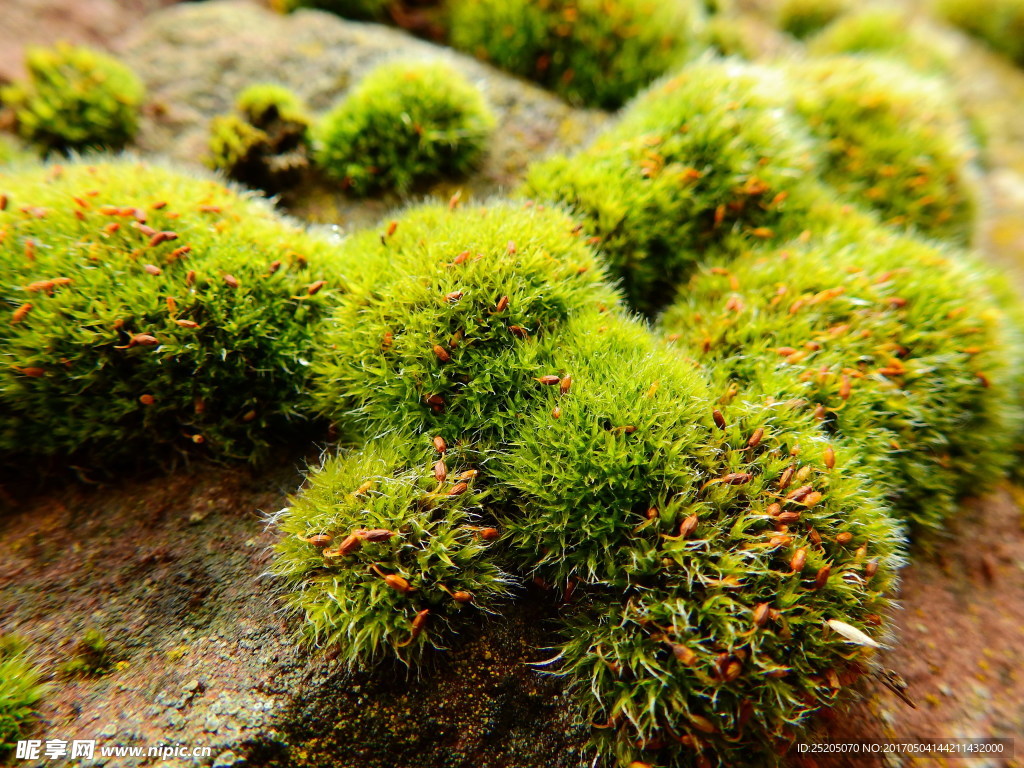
[0,0,176,84]
[119,1,606,229]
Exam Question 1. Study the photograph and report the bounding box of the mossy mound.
[493,311,711,586]
[314,59,495,196]
[279,193,909,768]
[774,0,850,39]
[0,636,46,755]
[661,227,1023,530]
[522,60,818,314]
[807,8,953,73]
[557,447,902,764]
[447,0,702,110]
[934,0,1024,66]
[272,437,512,667]
[207,83,312,193]
[788,56,978,244]
[0,159,347,466]
[500,315,904,765]
[311,199,619,446]
[1,43,145,156]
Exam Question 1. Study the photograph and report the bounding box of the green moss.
[661,227,1023,530]
[0,636,47,755]
[934,0,1024,65]
[273,0,391,20]
[59,628,115,677]
[560,517,899,765]
[493,311,713,586]
[499,317,902,767]
[207,84,311,193]
[447,0,702,110]
[807,9,952,73]
[775,0,850,39]
[700,15,771,60]
[314,60,495,196]
[488,314,904,765]
[0,158,349,466]
[788,57,978,244]
[208,115,269,177]
[0,136,31,167]
[235,83,310,127]
[521,60,819,314]
[278,190,913,768]
[273,437,512,667]
[0,43,145,155]
[311,199,618,447]
[559,458,901,765]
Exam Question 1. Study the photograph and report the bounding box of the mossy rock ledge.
[3,459,1024,767]
[0,464,589,768]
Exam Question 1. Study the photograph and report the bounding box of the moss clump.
[447,0,702,110]
[314,60,494,196]
[522,60,818,313]
[235,83,309,128]
[278,193,909,767]
[207,115,268,181]
[59,629,115,677]
[807,9,952,73]
[0,43,145,155]
[661,228,1023,530]
[493,311,712,586]
[501,317,903,765]
[934,0,1024,66]
[273,438,512,667]
[207,83,311,193]
[272,0,391,20]
[0,636,46,755]
[775,0,850,39]
[0,158,347,466]
[700,14,779,61]
[311,199,618,446]
[556,458,901,764]
[788,57,978,244]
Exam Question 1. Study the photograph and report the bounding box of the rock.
[119,0,606,229]
[0,0,175,84]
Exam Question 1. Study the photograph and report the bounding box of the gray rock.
[120,0,606,229]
